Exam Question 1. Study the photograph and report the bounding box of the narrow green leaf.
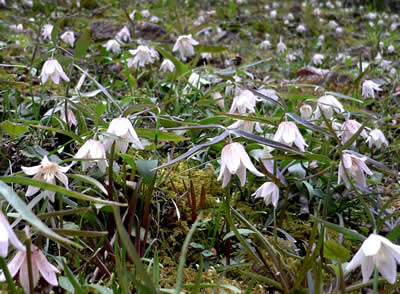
[68,174,107,195]
[0,181,82,249]
[136,160,158,184]
[74,30,91,59]
[197,45,227,53]
[223,229,255,241]
[136,128,188,142]
[30,124,83,143]
[85,285,113,294]
[63,261,86,294]
[287,113,333,137]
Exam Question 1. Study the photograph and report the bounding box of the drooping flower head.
[346,234,400,284]
[277,37,287,53]
[40,59,70,85]
[338,152,373,189]
[21,156,70,202]
[160,59,175,73]
[300,104,313,120]
[116,26,132,43]
[313,95,344,120]
[0,211,25,257]
[74,139,108,173]
[104,118,144,154]
[312,53,325,65]
[41,24,53,41]
[60,31,75,47]
[128,45,159,69]
[217,142,264,188]
[0,245,60,293]
[339,119,368,144]
[252,182,279,208]
[361,80,382,98]
[273,121,307,152]
[230,89,258,114]
[173,34,199,61]
[103,39,121,54]
[367,129,389,149]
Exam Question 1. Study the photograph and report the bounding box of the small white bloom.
[390,23,398,31]
[40,59,70,85]
[129,10,136,20]
[270,10,277,18]
[22,0,32,7]
[160,59,175,72]
[346,234,400,284]
[328,20,338,29]
[60,31,75,47]
[313,8,321,16]
[318,34,325,41]
[60,108,77,128]
[0,245,60,293]
[75,139,108,173]
[0,0,5,6]
[260,40,271,49]
[104,118,144,153]
[0,212,25,257]
[296,24,306,33]
[212,92,224,109]
[187,72,209,89]
[116,26,132,43]
[150,15,159,23]
[10,24,23,33]
[366,12,377,20]
[375,52,382,62]
[41,24,53,41]
[287,13,294,20]
[313,95,344,120]
[21,156,70,202]
[253,182,279,208]
[335,27,344,34]
[173,34,199,61]
[217,142,264,188]
[338,152,373,188]
[339,119,368,144]
[286,53,297,62]
[141,9,150,18]
[273,121,307,151]
[362,80,382,98]
[128,45,159,69]
[228,119,263,134]
[367,129,389,149]
[380,60,392,71]
[230,89,258,114]
[312,53,325,65]
[201,52,212,60]
[277,37,287,54]
[300,104,313,120]
[103,39,121,54]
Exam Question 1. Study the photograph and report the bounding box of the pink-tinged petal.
[236,164,247,187]
[273,124,284,142]
[43,60,56,75]
[41,156,51,165]
[54,62,70,82]
[55,171,68,188]
[222,144,240,174]
[116,140,129,154]
[0,250,26,281]
[51,72,61,84]
[19,253,40,294]
[21,165,41,175]
[103,138,113,152]
[97,160,108,173]
[353,170,366,187]
[376,249,397,284]
[74,142,90,159]
[47,191,56,202]
[293,133,306,152]
[0,212,24,251]
[26,185,40,197]
[0,222,9,257]
[221,168,232,188]
[240,152,264,177]
[357,160,373,176]
[41,73,49,84]
[342,154,352,169]
[217,162,226,182]
[35,249,59,286]
[281,123,296,144]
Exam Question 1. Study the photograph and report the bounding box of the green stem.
[0,257,17,294]
[25,237,35,294]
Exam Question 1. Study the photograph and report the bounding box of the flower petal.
[21,165,41,176]
[35,249,59,286]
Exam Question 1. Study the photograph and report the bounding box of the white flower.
[380,60,392,71]
[40,59,70,85]
[286,53,297,62]
[141,9,150,18]
[228,120,262,134]
[338,152,373,188]
[312,53,325,65]
[103,39,121,54]
[300,104,313,120]
[270,10,277,18]
[129,10,136,20]
[0,0,5,6]
[339,119,368,144]
[160,59,175,72]
[277,37,287,53]
[212,92,224,109]
[313,95,344,120]
[379,41,384,50]
[313,8,321,16]
[11,24,23,33]
[0,245,60,293]
[362,80,382,98]
[253,182,279,208]
[75,139,108,173]
[187,72,209,89]
[60,31,75,47]
[335,27,344,34]
[173,34,199,61]
[217,142,264,188]
[116,26,132,43]
[104,118,144,153]
[21,156,70,202]
[0,212,24,257]
[273,121,307,151]
[346,234,400,284]
[128,45,159,69]
[328,20,338,29]
[375,52,382,62]
[260,40,271,49]
[150,15,159,23]
[41,24,53,41]
[296,24,306,33]
[201,52,212,60]
[60,108,77,128]
[366,12,377,20]
[367,129,389,149]
[230,89,258,114]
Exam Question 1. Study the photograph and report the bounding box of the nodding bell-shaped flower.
[60,31,75,47]
[0,245,60,293]
[276,37,287,54]
[300,104,313,120]
[173,34,199,61]
[312,53,325,65]
[21,156,71,202]
[338,152,373,189]
[74,139,108,173]
[187,72,209,89]
[273,121,307,152]
[339,119,368,144]
[41,24,53,41]
[230,90,258,114]
[228,119,262,134]
[362,80,382,98]
[116,26,132,43]
[103,39,121,54]
[346,234,400,284]
[252,182,279,208]
[104,117,144,154]
[128,45,159,69]
[0,211,24,257]
[160,59,175,72]
[367,129,389,149]
[60,107,77,128]
[217,142,264,188]
[40,59,70,85]
[313,95,344,120]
